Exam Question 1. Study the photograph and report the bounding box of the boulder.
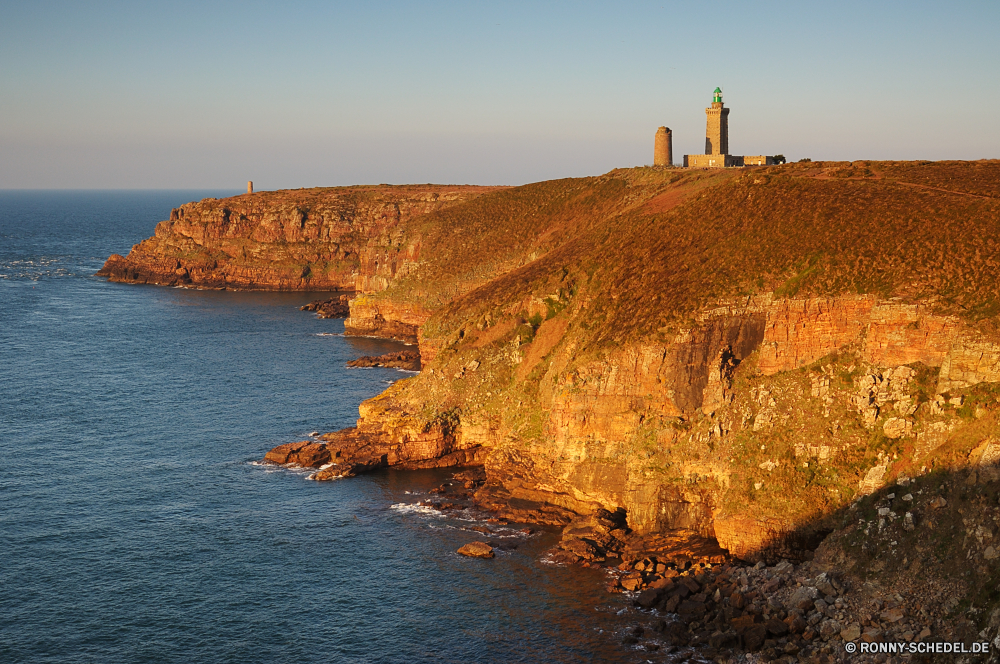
[862,627,883,643]
[657,618,689,645]
[841,623,862,642]
[621,574,643,591]
[635,587,663,608]
[742,624,768,651]
[818,619,842,640]
[680,576,701,593]
[787,615,807,634]
[650,576,675,590]
[774,560,794,575]
[549,550,581,565]
[347,350,421,371]
[765,617,790,636]
[457,541,495,558]
[300,294,351,318]
[677,599,707,616]
[709,630,738,649]
[788,585,820,610]
[264,441,331,467]
[880,607,905,623]
[813,572,838,596]
[561,537,604,561]
[883,417,910,439]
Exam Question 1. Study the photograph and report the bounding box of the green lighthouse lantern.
[713,87,723,104]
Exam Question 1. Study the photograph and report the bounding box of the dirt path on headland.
[797,171,996,200]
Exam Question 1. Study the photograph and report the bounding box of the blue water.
[0,191,636,663]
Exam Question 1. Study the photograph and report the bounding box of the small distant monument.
[247,181,253,194]
[653,127,673,166]
[676,88,775,168]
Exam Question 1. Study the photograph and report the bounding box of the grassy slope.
[398,161,1000,355]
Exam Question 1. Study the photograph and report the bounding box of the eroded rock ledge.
[346,350,421,371]
[97,185,499,291]
[300,294,351,318]
[267,291,1000,558]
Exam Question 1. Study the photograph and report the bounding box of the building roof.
[714,87,722,93]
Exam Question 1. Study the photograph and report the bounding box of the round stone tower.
[653,126,673,167]
[247,181,254,194]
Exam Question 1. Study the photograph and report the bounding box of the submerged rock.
[457,541,495,558]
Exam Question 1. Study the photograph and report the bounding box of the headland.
[100,159,1000,660]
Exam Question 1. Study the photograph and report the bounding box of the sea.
[0,191,643,663]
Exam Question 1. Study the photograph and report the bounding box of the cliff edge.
[97,184,501,294]
[105,161,1000,651]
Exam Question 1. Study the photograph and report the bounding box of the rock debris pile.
[300,294,351,318]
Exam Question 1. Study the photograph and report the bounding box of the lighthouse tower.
[705,87,730,156]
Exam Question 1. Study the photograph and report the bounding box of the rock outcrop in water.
[457,541,495,558]
[347,350,420,371]
[300,294,352,318]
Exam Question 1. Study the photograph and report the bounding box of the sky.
[1,0,998,189]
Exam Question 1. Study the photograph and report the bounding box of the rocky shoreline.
[105,162,1000,662]
[260,447,999,663]
[300,294,352,318]
[346,350,421,371]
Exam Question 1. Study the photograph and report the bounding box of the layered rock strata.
[97,185,498,290]
[260,163,1000,570]
[269,290,1000,560]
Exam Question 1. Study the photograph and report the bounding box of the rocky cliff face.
[109,162,1000,575]
[261,161,1000,566]
[97,185,499,291]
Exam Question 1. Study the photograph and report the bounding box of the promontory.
[100,160,1000,654]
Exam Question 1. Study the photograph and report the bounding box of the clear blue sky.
[2,0,997,188]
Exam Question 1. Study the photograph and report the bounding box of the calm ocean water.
[0,191,638,663]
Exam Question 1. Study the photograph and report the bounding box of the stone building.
[653,127,673,166]
[680,88,776,168]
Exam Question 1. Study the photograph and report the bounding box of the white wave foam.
[248,459,316,477]
[315,332,341,337]
[389,502,446,517]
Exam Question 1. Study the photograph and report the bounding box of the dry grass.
[393,161,1000,357]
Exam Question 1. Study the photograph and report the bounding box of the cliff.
[97,185,500,292]
[106,161,1000,648]
[313,159,1000,651]
[272,162,1000,547]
